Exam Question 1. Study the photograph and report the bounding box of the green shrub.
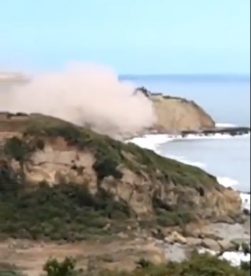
[0,183,131,241]
[43,257,82,276]
[35,138,45,150]
[156,210,193,227]
[4,137,31,163]
[93,158,122,180]
[0,161,20,193]
[240,261,250,272]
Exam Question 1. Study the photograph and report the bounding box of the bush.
[156,210,193,227]
[240,261,250,272]
[4,137,31,163]
[93,158,122,180]
[0,161,20,193]
[43,257,82,276]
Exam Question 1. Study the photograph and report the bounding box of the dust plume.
[0,63,156,138]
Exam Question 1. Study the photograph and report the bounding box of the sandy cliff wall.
[136,88,215,133]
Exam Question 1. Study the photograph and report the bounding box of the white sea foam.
[127,131,249,172]
[127,134,173,153]
[128,132,250,151]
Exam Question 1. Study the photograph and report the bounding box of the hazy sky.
[0,0,249,74]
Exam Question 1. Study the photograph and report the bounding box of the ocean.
[121,75,250,194]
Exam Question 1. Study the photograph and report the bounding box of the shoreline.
[124,125,250,143]
[131,126,250,140]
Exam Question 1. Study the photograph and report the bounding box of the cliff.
[136,87,215,133]
[0,113,241,241]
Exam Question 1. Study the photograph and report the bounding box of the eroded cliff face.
[0,114,240,223]
[136,88,215,133]
[24,144,240,220]
[152,96,215,132]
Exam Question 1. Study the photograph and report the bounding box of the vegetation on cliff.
[0,181,132,241]
[14,114,219,187]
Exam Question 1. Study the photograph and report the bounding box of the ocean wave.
[127,132,250,149]
[126,132,250,158]
[127,134,172,152]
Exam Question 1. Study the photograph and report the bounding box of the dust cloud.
[0,63,156,138]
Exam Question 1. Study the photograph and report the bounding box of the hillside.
[0,112,241,241]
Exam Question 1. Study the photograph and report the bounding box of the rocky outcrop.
[136,87,215,133]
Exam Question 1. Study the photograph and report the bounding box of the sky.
[0,0,250,74]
